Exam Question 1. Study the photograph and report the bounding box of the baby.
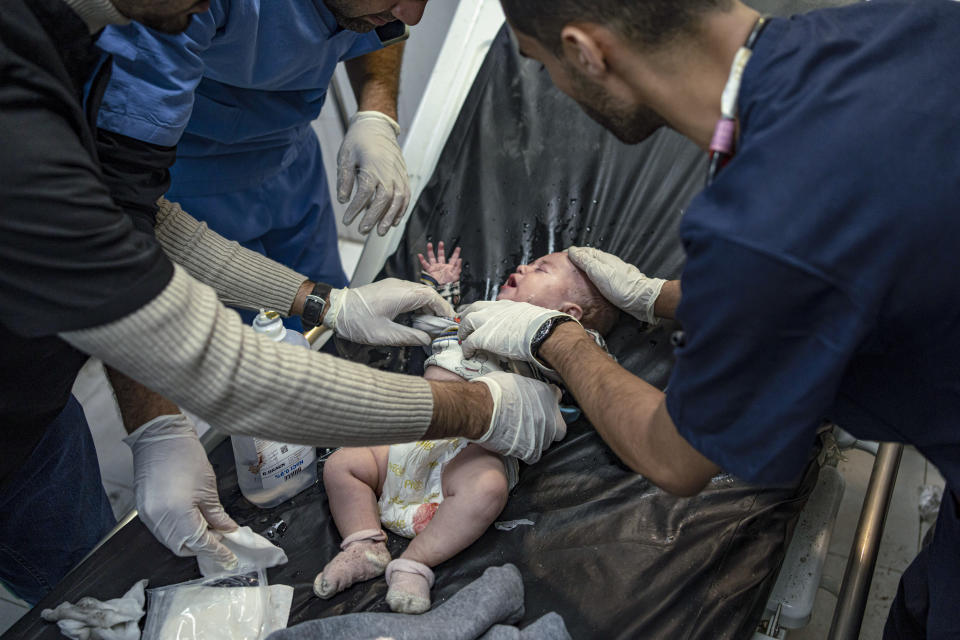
[314,242,619,613]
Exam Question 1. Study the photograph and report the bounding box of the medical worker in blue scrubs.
[95,0,428,329]
[458,0,960,637]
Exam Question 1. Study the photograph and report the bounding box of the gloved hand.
[323,278,455,347]
[470,371,565,464]
[458,300,578,371]
[124,414,240,573]
[337,111,410,236]
[567,246,667,324]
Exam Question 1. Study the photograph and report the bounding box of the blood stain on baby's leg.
[412,502,440,534]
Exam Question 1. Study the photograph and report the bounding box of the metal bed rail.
[827,442,903,640]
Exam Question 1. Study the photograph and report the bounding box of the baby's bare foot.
[385,558,435,614]
[314,530,391,599]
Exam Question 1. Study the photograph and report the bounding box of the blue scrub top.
[666,0,960,489]
[95,0,382,195]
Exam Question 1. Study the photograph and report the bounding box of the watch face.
[303,294,326,326]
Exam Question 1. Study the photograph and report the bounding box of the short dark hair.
[578,285,620,336]
[566,263,621,336]
[502,0,734,54]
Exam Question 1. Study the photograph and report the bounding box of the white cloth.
[337,111,410,236]
[323,279,455,347]
[197,526,288,577]
[417,315,504,380]
[41,579,147,640]
[566,246,667,325]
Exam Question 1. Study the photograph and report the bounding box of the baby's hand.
[417,241,462,285]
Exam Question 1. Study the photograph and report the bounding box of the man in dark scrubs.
[459,1,960,637]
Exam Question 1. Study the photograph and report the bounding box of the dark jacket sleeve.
[96,127,177,235]
[0,66,173,336]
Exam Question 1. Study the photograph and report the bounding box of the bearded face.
[323,0,393,32]
[562,58,667,144]
[323,0,426,33]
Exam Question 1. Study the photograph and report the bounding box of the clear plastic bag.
[142,570,290,640]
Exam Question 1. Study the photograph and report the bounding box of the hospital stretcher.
[5,1,896,637]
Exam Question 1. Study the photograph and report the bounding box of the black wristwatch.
[530,315,578,362]
[301,282,333,329]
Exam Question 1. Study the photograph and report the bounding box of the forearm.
[154,198,309,316]
[345,43,404,119]
[654,280,682,320]
[106,367,179,434]
[539,323,717,495]
[98,283,489,442]
[540,325,665,471]
[423,380,491,441]
[61,266,434,448]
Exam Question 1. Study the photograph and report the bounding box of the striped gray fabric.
[62,0,129,32]
[154,198,307,316]
[61,266,433,447]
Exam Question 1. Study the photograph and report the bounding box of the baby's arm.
[418,241,462,306]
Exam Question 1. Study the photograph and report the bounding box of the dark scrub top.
[665,0,960,490]
[0,0,173,486]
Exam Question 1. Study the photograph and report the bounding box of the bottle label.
[250,439,317,490]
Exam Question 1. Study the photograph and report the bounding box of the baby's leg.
[408,444,509,564]
[314,446,392,598]
[386,444,509,613]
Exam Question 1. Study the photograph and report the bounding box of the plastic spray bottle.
[231,310,318,508]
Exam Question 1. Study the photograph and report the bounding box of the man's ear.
[560,25,606,77]
[559,302,584,321]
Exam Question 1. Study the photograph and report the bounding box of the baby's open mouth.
[503,274,518,288]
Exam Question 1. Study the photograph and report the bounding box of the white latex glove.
[337,111,410,236]
[41,579,147,640]
[196,526,288,577]
[458,300,578,371]
[471,371,566,464]
[124,415,240,573]
[567,246,667,325]
[323,278,455,347]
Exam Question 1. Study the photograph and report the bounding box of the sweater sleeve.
[154,198,309,315]
[61,265,433,447]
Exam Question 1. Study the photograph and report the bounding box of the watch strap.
[302,282,332,329]
[530,315,577,361]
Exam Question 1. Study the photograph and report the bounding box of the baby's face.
[496,252,580,309]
